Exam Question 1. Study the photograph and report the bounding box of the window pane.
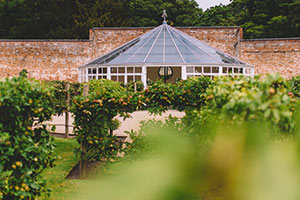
[135,67,142,73]
[246,68,250,74]
[88,68,92,74]
[97,76,102,79]
[119,67,125,73]
[239,68,243,74]
[92,68,97,74]
[234,68,239,73]
[128,75,134,82]
[223,67,228,73]
[98,68,102,74]
[103,68,107,74]
[127,67,134,73]
[228,68,233,73]
[204,67,211,73]
[119,76,125,83]
[195,67,202,73]
[186,67,193,73]
[111,67,118,73]
[212,67,219,73]
[135,76,141,81]
[103,76,107,79]
[111,76,118,81]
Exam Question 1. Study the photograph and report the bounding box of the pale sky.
[196,0,231,10]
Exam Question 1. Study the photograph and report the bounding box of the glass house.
[78,22,254,86]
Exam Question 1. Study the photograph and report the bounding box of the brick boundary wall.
[0,27,299,81]
[0,40,93,81]
[240,38,300,78]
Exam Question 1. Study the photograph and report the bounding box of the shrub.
[142,80,174,114]
[44,81,81,115]
[0,77,56,199]
[172,76,212,111]
[289,76,300,98]
[71,79,140,162]
[206,74,296,133]
[124,81,144,92]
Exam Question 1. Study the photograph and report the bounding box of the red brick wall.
[90,27,241,58]
[240,39,300,78]
[178,27,242,56]
[0,40,92,81]
[0,27,299,81]
[90,28,152,58]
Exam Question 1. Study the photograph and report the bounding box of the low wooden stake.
[80,84,89,178]
[65,82,70,138]
[134,82,137,92]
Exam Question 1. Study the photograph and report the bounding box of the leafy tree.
[0,0,78,39]
[197,0,300,39]
[73,0,134,38]
[0,0,298,39]
[128,0,203,27]
[196,4,236,26]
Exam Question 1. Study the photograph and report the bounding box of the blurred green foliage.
[0,76,56,199]
[73,109,300,200]
[289,76,300,98]
[70,74,300,169]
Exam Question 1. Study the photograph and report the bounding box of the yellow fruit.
[15,186,20,190]
[269,87,276,94]
[15,161,22,167]
[11,165,16,169]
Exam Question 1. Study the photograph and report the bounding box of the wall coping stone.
[242,37,300,42]
[92,26,240,30]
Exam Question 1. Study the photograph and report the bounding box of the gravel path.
[45,111,185,137]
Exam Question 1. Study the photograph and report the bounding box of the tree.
[0,0,78,39]
[128,0,203,27]
[73,0,134,38]
[197,0,300,39]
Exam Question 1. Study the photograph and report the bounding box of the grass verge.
[38,137,89,200]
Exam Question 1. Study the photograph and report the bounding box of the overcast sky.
[196,0,231,10]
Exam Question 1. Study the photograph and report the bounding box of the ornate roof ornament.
[162,9,168,24]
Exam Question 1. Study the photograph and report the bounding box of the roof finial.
[162,9,168,24]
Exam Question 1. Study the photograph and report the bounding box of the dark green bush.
[0,77,56,199]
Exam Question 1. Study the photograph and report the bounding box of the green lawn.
[38,137,90,200]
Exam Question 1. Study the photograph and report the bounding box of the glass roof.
[86,24,248,66]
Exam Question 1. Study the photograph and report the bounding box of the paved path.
[45,111,185,137]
